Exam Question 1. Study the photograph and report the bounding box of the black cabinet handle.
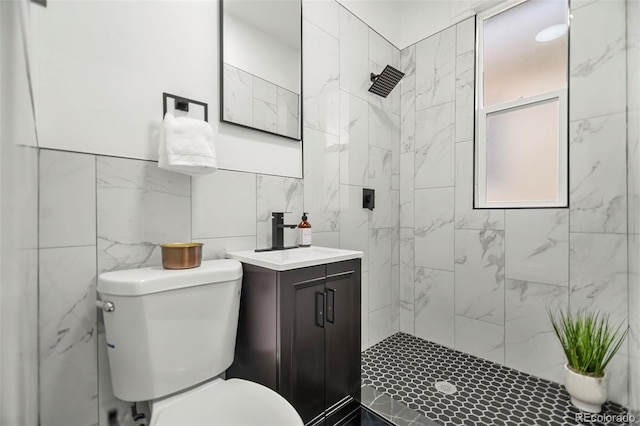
[316,291,325,328]
[327,288,335,324]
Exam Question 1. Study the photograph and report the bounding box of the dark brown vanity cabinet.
[227,259,361,425]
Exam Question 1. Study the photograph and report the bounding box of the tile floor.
[361,333,631,426]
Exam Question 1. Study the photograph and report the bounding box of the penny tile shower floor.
[361,333,630,426]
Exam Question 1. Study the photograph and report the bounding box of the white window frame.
[475,0,569,209]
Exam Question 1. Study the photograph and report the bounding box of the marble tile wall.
[222,63,300,139]
[37,2,400,424]
[399,0,631,406]
[304,1,400,350]
[627,0,640,415]
[38,148,307,426]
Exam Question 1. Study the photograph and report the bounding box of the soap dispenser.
[298,212,312,247]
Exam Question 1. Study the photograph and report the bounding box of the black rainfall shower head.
[369,65,405,98]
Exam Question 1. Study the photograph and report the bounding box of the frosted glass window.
[475,0,569,209]
[486,100,559,203]
[483,0,568,108]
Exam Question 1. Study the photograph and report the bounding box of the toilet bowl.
[150,378,301,426]
[97,259,302,426]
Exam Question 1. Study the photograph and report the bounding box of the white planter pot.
[564,364,607,413]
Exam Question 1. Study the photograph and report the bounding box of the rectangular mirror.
[221,0,302,141]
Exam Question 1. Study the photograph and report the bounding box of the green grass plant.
[548,309,627,378]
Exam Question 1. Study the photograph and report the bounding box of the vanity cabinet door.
[279,266,327,424]
[325,261,361,414]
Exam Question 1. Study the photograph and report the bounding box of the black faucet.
[271,212,298,250]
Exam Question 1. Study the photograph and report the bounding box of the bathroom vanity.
[226,248,362,425]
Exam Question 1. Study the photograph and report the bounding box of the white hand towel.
[158,112,217,177]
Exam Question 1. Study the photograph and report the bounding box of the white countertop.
[226,246,363,271]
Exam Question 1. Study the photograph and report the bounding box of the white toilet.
[97,259,303,426]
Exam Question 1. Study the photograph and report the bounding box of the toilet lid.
[151,379,303,426]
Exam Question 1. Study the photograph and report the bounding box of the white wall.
[32,0,302,178]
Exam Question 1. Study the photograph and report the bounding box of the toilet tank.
[97,259,243,402]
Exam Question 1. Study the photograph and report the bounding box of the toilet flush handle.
[95,300,115,313]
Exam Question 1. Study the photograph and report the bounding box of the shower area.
[354,0,640,424]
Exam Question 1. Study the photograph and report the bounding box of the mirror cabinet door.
[221,0,302,141]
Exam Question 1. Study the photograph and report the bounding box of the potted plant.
[548,308,627,413]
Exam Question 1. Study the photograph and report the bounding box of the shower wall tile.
[454,141,504,230]
[303,19,339,135]
[340,7,369,99]
[400,44,416,77]
[414,188,454,271]
[456,17,475,55]
[400,304,414,335]
[391,191,400,265]
[630,233,640,359]
[399,152,414,228]
[630,355,640,416]
[392,114,400,188]
[369,227,393,312]
[454,229,505,325]
[455,315,504,364]
[256,174,304,249]
[302,0,339,38]
[569,113,627,234]
[340,90,369,186]
[570,0,626,121]
[505,280,567,384]
[608,352,629,407]
[39,246,98,426]
[630,111,640,235]
[194,236,257,260]
[391,48,402,117]
[192,170,256,239]
[339,184,369,272]
[39,149,96,248]
[454,51,474,143]
[277,88,300,139]
[362,272,370,350]
[415,26,455,111]
[303,128,340,232]
[369,29,393,69]
[569,232,628,336]
[369,94,394,152]
[414,102,455,189]
[369,305,393,347]
[395,0,633,391]
[96,156,190,274]
[414,267,454,348]
[400,228,415,334]
[222,64,253,127]
[400,75,415,153]
[399,228,415,305]
[368,146,392,229]
[391,264,400,333]
[505,209,569,286]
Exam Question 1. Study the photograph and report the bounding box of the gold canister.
[160,242,203,269]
